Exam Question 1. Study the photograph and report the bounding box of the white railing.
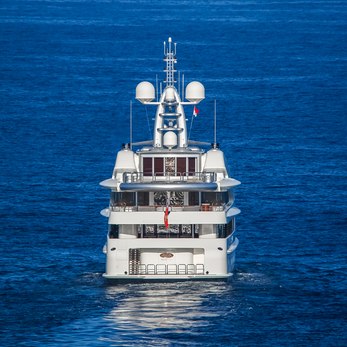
[110,205,225,212]
[128,263,205,275]
[123,171,216,184]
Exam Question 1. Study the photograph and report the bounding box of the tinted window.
[189,192,199,205]
[113,192,136,206]
[143,157,152,176]
[177,157,186,174]
[154,157,164,175]
[137,192,149,206]
[188,157,196,174]
[201,192,228,204]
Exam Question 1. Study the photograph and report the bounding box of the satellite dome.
[163,131,177,149]
[164,87,176,102]
[185,81,205,103]
[136,81,155,103]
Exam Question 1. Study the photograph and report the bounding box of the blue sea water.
[1,0,346,346]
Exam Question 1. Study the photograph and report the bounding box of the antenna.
[163,37,177,86]
[130,100,133,150]
[214,99,217,147]
[156,74,158,102]
[182,73,185,100]
[178,70,181,97]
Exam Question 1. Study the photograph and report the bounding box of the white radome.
[185,81,205,103]
[164,86,176,102]
[163,131,177,149]
[136,81,155,103]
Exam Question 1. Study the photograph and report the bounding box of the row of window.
[111,191,233,207]
[142,156,196,176]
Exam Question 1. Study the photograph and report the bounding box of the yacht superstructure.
[100,38,241,280]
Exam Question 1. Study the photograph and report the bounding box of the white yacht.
[100,38,241,280]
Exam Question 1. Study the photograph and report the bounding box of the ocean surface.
[1,0,346,346]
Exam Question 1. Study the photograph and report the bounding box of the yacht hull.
[103,236,238,281]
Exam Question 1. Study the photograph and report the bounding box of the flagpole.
[188,108,195,141]
[165,191,170,229]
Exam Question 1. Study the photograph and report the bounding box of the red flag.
[164,206,169,229]
[193,106,200,117]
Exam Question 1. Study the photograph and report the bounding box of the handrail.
[123,171,216,183]
[110,204,225,212]
[129,263,205,275]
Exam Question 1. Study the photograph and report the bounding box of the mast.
[135,38,205,149]
[163,37,177,87]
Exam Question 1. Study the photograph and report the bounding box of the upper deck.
[100,146,240,192]
[100,37,240,193]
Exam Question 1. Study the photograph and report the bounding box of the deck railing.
[110,204,225,212]
[128,263,205,276]
[123,171,216,184]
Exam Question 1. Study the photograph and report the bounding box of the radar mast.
[163,37,177,87]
